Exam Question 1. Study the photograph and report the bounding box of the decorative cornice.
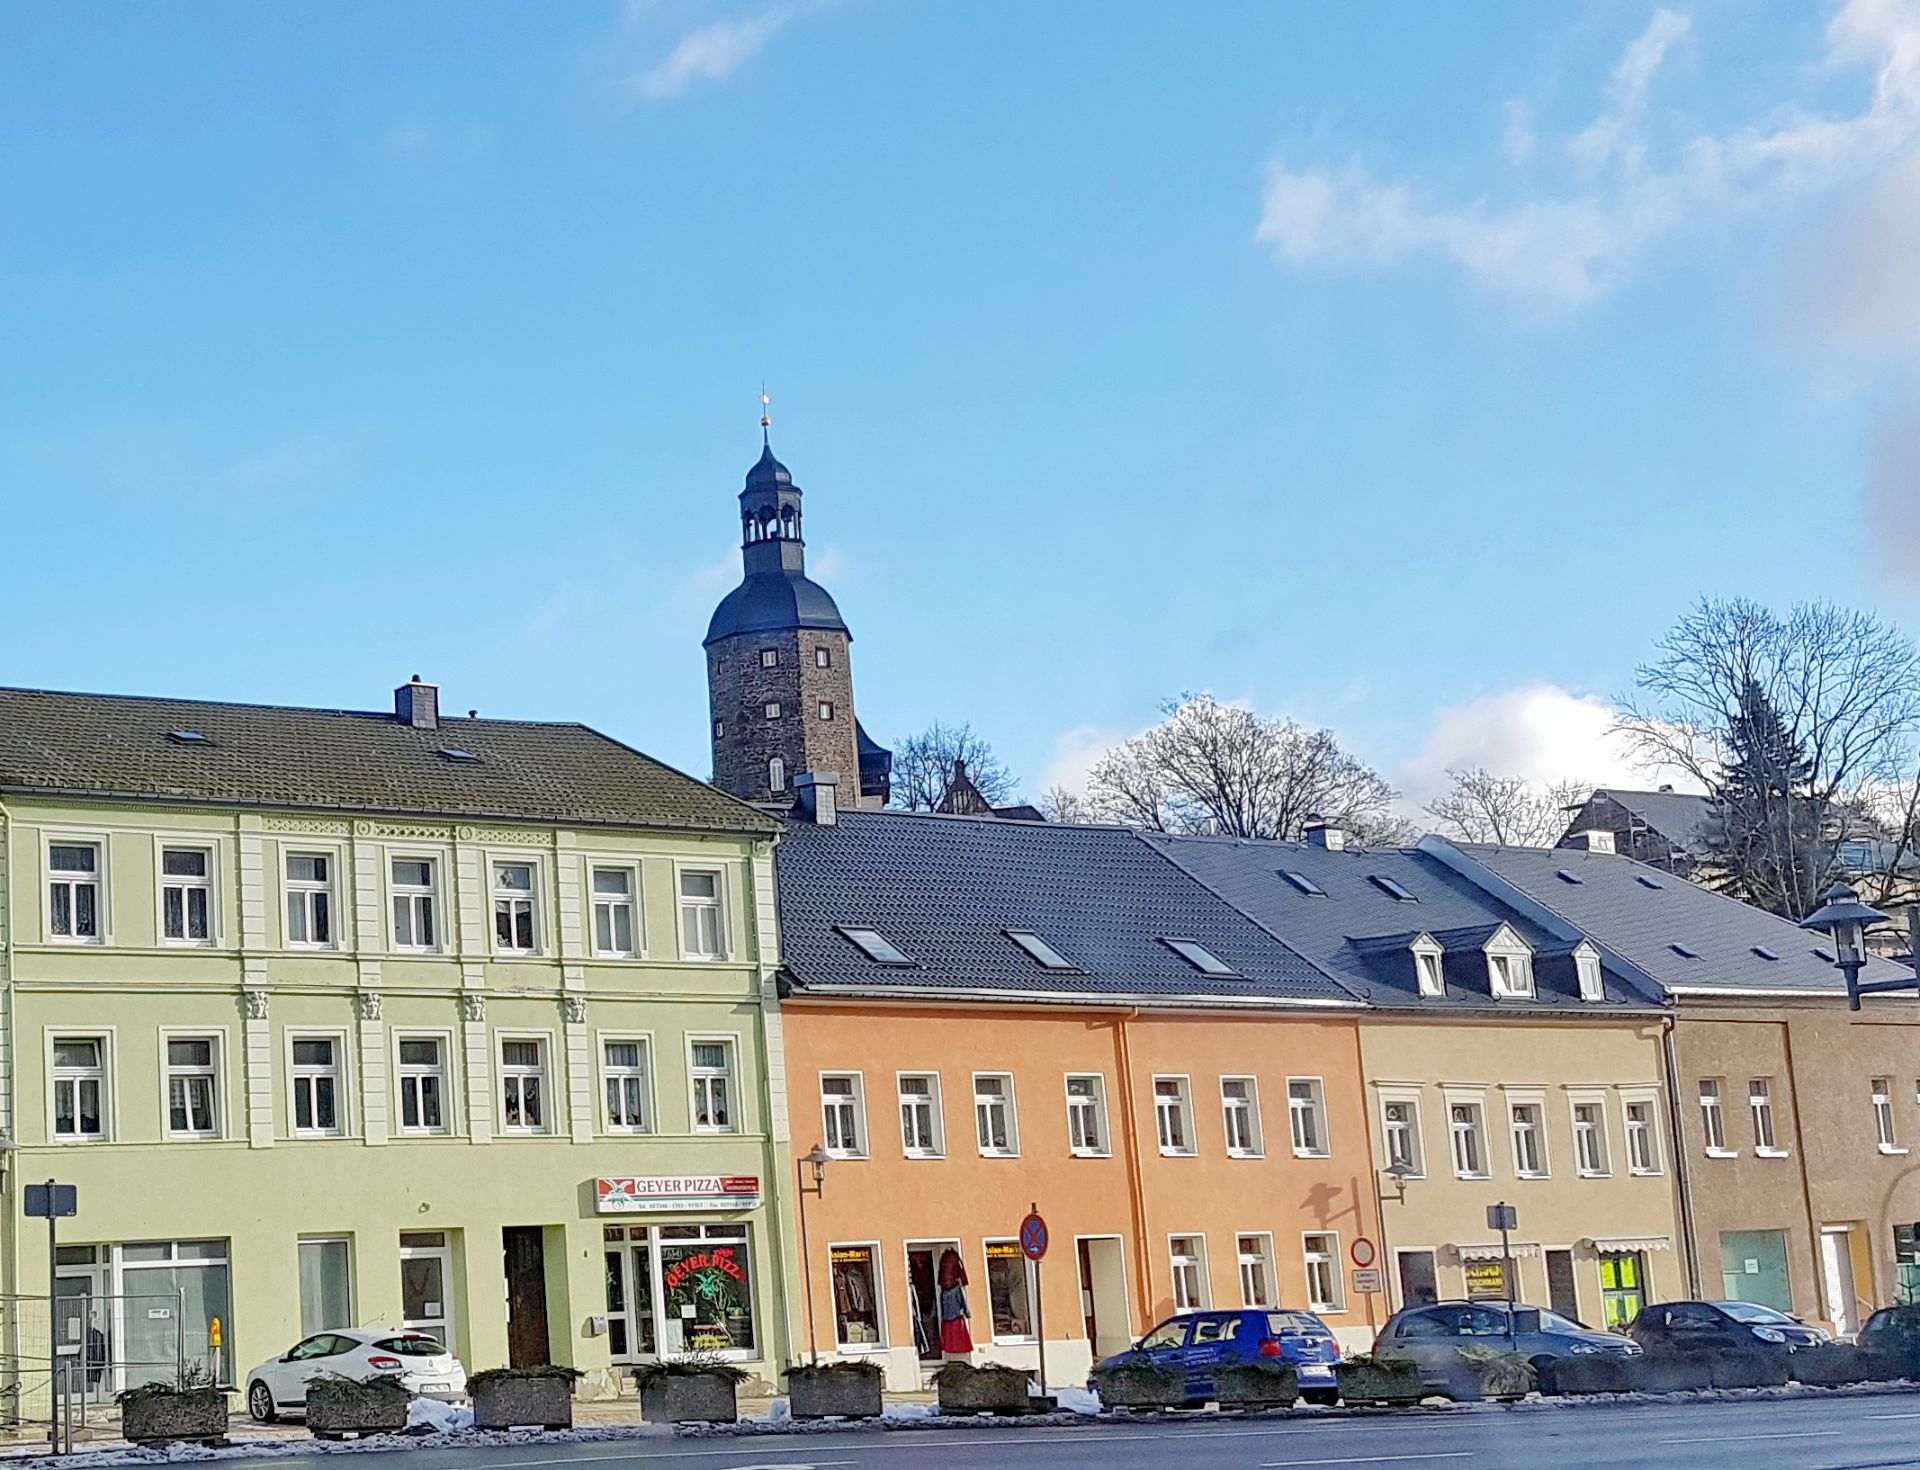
[263,816,352,836]
[457,826,555,847]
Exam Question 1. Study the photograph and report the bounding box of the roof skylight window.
[1280,870,1327,897]
[167,730,209,744]
[1753,946,1780,961]
[1006,930,1077,971]
[1160,937,1240,977]
[1670,943,1699,959]
[1369,874,1418,902]
[1556,870,1584,885]
[835,925,915,966]
[1636,875,1665,890]
[438,747,479,762]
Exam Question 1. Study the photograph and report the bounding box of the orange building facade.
[780,999,1387,1387]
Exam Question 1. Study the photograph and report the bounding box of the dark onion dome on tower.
[704,442,852,645]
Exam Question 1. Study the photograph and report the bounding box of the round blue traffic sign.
[1020,1212,1049,1261]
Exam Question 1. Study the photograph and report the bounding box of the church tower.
[705,426,892,807]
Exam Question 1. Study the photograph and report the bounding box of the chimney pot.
[795,771,840,825]
[395,678,440,732]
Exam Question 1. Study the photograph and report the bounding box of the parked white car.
[244,1327,465,1421]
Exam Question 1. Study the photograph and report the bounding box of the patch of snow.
[407,1398,472,1433]
[880,1402,937,1421]
[1050,1387,1101,1416]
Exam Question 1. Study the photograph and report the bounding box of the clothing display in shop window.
[937,1247,973,1355]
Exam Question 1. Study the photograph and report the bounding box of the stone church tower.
[706,435,892,807]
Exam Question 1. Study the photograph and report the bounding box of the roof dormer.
[1411,933,1446,997]
[1573,939,1604,1002]
[1484,922,1535,1000]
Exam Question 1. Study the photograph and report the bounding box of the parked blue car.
[1093,1308,1343,1405]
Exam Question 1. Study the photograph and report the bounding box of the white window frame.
[1303,1232,1344,1313]
[157,842,216,947]
[1448,1095,1489,1179]
[1507,1095,1549,1179]
[818,701,835,721]
[759,648,779,668]
[767,757,786,794]
[1570,1093,1610,1178]
[490,858,540,956]
[1381,1091,1425,1178]
[393,1031,454,1136]
[973,1071,1018,1157]
[814,646,831,668]
[764,701,781,720]
[282,847,340,950]
[1411,935,1444,997]
[1623,1093,1663,1175]
[898,1071,944,1158]
[44,835,106,945]
[689,1034,740,1134]
[160,1029,223,1140]
[1221,1076,1263,1158]
[821,1071,868,1158]
[676,865,729,961]
[1749,1078,1785,1155]
[1169,1234,1209,1313]
[287,1030,348,1138]
[589,862,641,959]
[598,1033,653,1135]
[48,1030,112,1142]
[497,1033,552,1135]
[1875,1077,1905,1153]
[1699,1078,1732,1156]
[1485,927,1535,999]
[1154,1075,1196,1157]
[1237,1232,1276,1308]
[389,853,442,952]
[1573,941,1604,1002]
[1065,1073,1110,1157]
[1288,1076,1330,1158]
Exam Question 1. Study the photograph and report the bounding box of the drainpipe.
[1778,1017,1827,1326]
[1659,1016,1702,1297]
[1111,1008,1153,1332]
[0,798,16,1382]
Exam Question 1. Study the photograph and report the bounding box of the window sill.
[978,1151,1021,1160]
[1516,1173,1552,1182]
[1577,1170,1612,1179]
[1455,1172,1491,1182]
[1704,1148,1739,1159]
[1293,1150,1331,1161]
[905,1151,948,1162]
[1628,1167,1664,1177]
[1069,1149,1111,1160]
[1881,1145,1911,1156]
[1755,1147,1792,1159]
[1159,1149,1198,1159]
[824,1151,868,1162]
[1227,1150,1267,1161]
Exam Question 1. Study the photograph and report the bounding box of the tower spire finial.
[759,384,771,447]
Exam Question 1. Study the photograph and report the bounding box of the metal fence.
[0,1290,190,1450]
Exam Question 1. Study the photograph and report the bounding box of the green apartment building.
[0,678,797,1395]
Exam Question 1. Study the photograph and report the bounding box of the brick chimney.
[795,771,839,825]
[395,676,439,732]
[1303,819,1346,851]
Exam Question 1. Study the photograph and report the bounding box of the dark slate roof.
[1140,833,1661,1012]
[774,809,1359,1006]
[0,686,779,834]
[744,444,793,489]
[1583,788,1713,850]
[704,572,850,643]
[1432,839,1912,997]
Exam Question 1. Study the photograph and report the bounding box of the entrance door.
[1076,1237,1130,1359]
[1545,1250,1579,1321]
[400,1232,455,1349]
[1820,1227,1858,1337]
[1397,1249,1438,1308]
[905,1241,958,1362]
[503,1228,551,1368]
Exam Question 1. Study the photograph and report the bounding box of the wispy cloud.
[627,2,829,102]
[1256,0,1920,308]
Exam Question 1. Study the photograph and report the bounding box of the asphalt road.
[190,1394,1920,1470]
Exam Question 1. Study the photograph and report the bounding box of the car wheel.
[248,1381,278,1424]
[1301,1389,1338,1407]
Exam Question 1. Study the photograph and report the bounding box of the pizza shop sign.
[595,1176,762,1214]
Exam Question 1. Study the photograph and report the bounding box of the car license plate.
[419,1381,452,1392]
[1299,1364,1334,1379]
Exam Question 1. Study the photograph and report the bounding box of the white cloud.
[1041,720,1141,797]
[1395,683,1700,807]
[631,3,824,101]
[1257,0,1920,307]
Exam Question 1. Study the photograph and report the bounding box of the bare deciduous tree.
[1616,597,1920,919]
[1424,768,1591,848]
[1081,693,1400,841]
[1038,784,1095,824]
[888,722,1018,813]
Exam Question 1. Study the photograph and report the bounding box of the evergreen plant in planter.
[1215,1361,1299,1411]
[1089,1358,1187,1411]
[469,1366,583,1431]
[785,1360,883,1421]
[1865,1306,1920,1379]
[305,1375,411,1439]
[118,1371,229,1446]
[1792,1344,1881,1387]
[1334,1355,1424,1407]
[932,1361,1035,1415]
[1537,1355,1634,1395]
[1442,1348,1533,1402]
[634,1357,748,1425]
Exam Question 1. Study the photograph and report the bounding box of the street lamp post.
[1373,1162,1416,1311]
[796,1144,831,1367]
[1800,883,1916,1011]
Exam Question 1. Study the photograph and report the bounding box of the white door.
[1820,1229,1857,1337]
[400,1244,455,1349]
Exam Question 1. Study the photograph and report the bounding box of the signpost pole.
[48,1180,61,1456]
[1021,1204,1050,1400]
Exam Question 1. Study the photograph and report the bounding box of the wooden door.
[503,1227,551,1368]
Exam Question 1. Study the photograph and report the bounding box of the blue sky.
[5,2,1919,808]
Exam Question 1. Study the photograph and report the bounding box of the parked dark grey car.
[1375,1300,1640,1389]
[1626,1300,1829,1352]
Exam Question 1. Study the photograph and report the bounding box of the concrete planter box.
[306,1387,410,1440]
[936,1365,1036,1415]
[471,1375,574,1431]
[786,1367,882,1421]
[1538,1356,1635,1395]
[1090,1363,1187,1410]
[1216,1364,1299,1411]
[1441,1358,1533,1403]
[1625,1356,1712,1394]
[1335,1360,1424,1407]
[640,1375,741,1425]
[1707,1352,1791,1390]
[121,1389,229,1445]
[1792,1346,1882,1387]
